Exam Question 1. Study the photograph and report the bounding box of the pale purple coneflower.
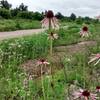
[37,59,50,66]
[73,89,97,100]
[36,59,50,100]
[41,10,59,29]
[88,53,100,66]
[80,26,90,37]
[96,86,100,92]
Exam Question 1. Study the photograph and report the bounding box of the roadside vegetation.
[0,0,100,100]
[0,22,100,99]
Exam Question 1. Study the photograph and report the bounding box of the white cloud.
[7,0,100,17]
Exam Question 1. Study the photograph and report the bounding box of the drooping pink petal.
[73,89,97,100]
[88,53,100,66]
[95,54,100,58]
[94,59,100,66]
[41,10,59,29]
[88,57,99,64]
[90,93,97,100]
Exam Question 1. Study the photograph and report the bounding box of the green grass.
[54,23,100,46]
[0,22,100,99]
[0,33,50,99]
[0,19,41,31]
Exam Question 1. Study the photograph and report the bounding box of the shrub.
[17,11,34,19]
[33,12,44,21]
[0,8,11,19]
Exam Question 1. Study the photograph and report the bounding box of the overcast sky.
[7,0,100,18]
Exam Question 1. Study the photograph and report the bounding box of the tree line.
[0,0,99,23]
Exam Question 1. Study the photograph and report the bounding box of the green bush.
[0,19,41,31]
[17,11,34,19]
[0,8,11,19]
[0,33,49,99]
[33,12,43,21]
[0,33,49,65]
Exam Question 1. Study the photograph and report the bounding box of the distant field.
[0,19,41,32]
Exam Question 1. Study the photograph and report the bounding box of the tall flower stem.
[41,64,46,100]
[48,18,53,56]
[50,38,53,56]
[46,76,50,100]
[63,64,67,83]
[83,62,86,89]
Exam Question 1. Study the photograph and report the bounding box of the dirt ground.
[0,29,45,40]
[21,41,97,79]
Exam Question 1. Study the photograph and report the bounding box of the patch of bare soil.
[21,60,51,79]
[21,41,97,79]
[54,41,97,55]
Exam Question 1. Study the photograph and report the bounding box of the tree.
[18,3,28,11]
[11,7,20,17]
[76,16,84,24]
[33,12,44,20]
[0,0,12,10]
[55,12,64,19]
[70,13,76,21]
[83,16,92,24]
[0,8,11,19]
[17,11,34,19]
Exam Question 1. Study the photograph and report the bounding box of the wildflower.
[48,32,58,40]
[41,10,59,29]
[96,86,100,92]
[80,26,90,37]
[88,53,100,66]
[37,59,50,66]
[73,89,97,100]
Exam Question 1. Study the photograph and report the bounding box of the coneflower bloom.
[48,32,58,40]
[41,10,59,29]
[96,86,100,92]
[37,59,50,66]
[88,53,100,66]
[73,89,97,100]
[80,26,90,37]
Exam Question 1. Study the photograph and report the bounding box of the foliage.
[0,8,11,19]
[33,12,44,21]
[17,11,34,19]
[0,22,100,99]
[0,0,12,9]
[55,12,64,19]
[70,13,76,21]
[0,19,41,31]
[18,3,28,11]
[10,8,20,17]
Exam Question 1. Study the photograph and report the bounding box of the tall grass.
[0,19,41,31]
[54,23,100,46]
[0,22,99,99]
[0,33,49,99]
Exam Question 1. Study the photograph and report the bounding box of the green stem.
[63,65,67,83]
[50,38,53,56]
[41,65,46,100]
[46,75,50,100]
[49,18,53,56]
[83,63,86,88]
